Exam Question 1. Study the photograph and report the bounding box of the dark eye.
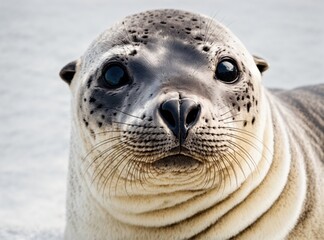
[215,59,239,83]
[102,63,130,88]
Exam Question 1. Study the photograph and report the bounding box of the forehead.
[86,9,239,56]
[79,9,253,81]
[120,9,224,43]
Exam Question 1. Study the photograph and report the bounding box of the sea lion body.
[60,9,324,239]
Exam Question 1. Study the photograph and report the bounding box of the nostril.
[186,105,200,127]
[160,108,176,128]
[159,99,179,131]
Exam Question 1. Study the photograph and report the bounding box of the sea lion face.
[61,10,269,200]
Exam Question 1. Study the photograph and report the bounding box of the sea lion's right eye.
[102,63,130,88]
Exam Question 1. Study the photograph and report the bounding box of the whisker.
[226,133,265,158]
[111,121,157,128]
[223,127,273,155]
[81,136,121,165]
[102,147,133,198]
[126,157,142,194]
[218,112,241,122]
[224,148,247,185]
[103,106,144,120]
[137,157,150,192]
[219,108,233,117]
[208,155,221,190]
[95,129,164,136]
[94,129,124,135]
[226,139,259,178]
[219,151,238,188]
[115,153,137,197]
[223,120,246,124]
[89,142,127,187]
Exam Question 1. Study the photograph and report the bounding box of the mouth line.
[152,151,202,170]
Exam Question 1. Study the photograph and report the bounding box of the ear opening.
[253,55,269,74]
[59,60,77,85]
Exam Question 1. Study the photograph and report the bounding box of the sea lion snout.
[159,98,201,144]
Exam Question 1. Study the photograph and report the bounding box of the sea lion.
[59,9,324,240]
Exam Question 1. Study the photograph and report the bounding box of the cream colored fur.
[63,10,324,240]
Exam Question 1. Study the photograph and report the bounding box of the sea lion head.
[60,9,270,212]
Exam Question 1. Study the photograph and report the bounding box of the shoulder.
[270,84,324,164]
[270,84,324,123]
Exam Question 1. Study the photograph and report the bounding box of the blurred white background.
[0,0,323,239]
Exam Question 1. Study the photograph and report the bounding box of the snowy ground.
[0,0,323,239]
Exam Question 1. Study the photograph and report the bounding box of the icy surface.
[0,0,323,239]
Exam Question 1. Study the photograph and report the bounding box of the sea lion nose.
[159,98,201,144]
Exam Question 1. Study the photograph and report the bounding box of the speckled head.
[60,9,269,199]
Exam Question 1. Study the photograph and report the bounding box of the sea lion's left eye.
[215,59,239,83]
[102,63,130,88]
